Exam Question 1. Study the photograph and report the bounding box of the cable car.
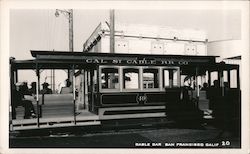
[9,50,241,130]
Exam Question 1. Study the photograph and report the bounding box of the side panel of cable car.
[76,63,240,123]
[76,65,181,120]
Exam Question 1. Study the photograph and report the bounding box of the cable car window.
[181,75,189,87]
[211,71,218,86]
[230,70,237,88]
[222,70,229,88]
[163,68,179,88]
[101,68,119,90]
[223,71,228,82]
[143,68,159,89]
[163,70,170,87]
[173,70,178,86]
[123,68,139,89]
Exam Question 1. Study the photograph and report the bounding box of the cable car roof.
[10,50,238,72]
[30,50,218,60]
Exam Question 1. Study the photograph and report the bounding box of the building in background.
[82,22,208,90]
[83,22,207,56]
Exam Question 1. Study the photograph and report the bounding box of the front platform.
[10,94,100,131]
[11,110,100,131]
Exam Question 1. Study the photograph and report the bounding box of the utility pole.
[55,9,74,82]
[109,9,115,88]
[69,9,74,53]
[68,9,74,83]
[110,9,115,53]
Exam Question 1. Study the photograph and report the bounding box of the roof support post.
[236,66,240,89]
[227,69,231,88]
[72,65,76,125]
[219,69,224,97]
[36,62,40,127]
[9,58,16,121]
[83,69,87,109]
[195,67,199,108]
[208,70,211,87]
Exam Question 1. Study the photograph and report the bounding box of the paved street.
[10,123,240,148]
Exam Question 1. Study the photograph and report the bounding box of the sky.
[10,9,241,59]
[9,9,241,90]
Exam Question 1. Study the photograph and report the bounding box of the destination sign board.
[84,58,190,65]
[35,54,215,66]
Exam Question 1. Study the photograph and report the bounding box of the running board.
[11,120,100,131]
[99,106,166,120]
[11,115,100,131]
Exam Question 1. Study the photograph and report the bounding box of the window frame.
[99,66,181,93]
[162,67,180,90]
[121,66,141,92]
[99,66,121,93]
[142,67,161,91]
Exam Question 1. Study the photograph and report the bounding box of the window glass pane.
[223,70,228,82]
[93,70,98,91]
[173,69,178,86]
[143,68,159,89]
[222,70,229,88]
[163,70,169,87]
[181,75,187,86]
[211,71,218,86]
[163,68,179,88]
[230,70,237,88]
[101,68,119,89]
[123,68,139,89]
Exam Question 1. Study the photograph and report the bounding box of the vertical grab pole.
[90,70,94,112]
[9,58,16,121]
[177,67,181,87]
[195,67,199,108]
[220,70,224,97]
[227,69,231,88]
[36,62,40,127]
[236,66,240,89]
[208,70,211,87]
[81,70,84,109]
[72,65,76,125]
[83,69,86,109]
[169,70,173,88]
